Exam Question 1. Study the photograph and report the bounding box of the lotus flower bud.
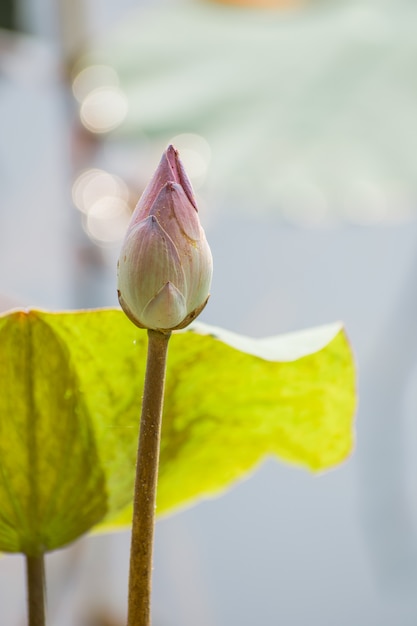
[117,145,213,331]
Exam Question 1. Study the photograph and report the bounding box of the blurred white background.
[1,0,417,624]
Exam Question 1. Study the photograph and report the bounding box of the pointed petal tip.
[165,144,179,171]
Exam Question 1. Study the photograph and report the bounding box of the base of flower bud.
[171,296,210,330]
[117,291,210,333]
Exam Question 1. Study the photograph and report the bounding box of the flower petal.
[129,146,182,226]
[117,215,186,327]
[148,183,213,312]
[149,182,201,242]
[166,145,197,210]
[141,281,187,330]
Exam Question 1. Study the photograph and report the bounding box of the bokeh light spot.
[85,197,131,244]
[80,87,128,134]
[72,64,119,103]
[72,169,129,214]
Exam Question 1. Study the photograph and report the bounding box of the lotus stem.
[26,554,46,626]
[127,329,171,626]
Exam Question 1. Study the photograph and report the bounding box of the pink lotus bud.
[117,145,213,331]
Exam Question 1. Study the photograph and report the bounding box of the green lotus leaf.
[0,309,355,550]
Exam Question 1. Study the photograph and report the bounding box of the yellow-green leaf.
[0,311,107,556]
[158,321,355,514]
[0,309,355,551]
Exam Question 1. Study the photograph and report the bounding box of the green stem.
[26,554,46,626]
[127,329,171,626]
